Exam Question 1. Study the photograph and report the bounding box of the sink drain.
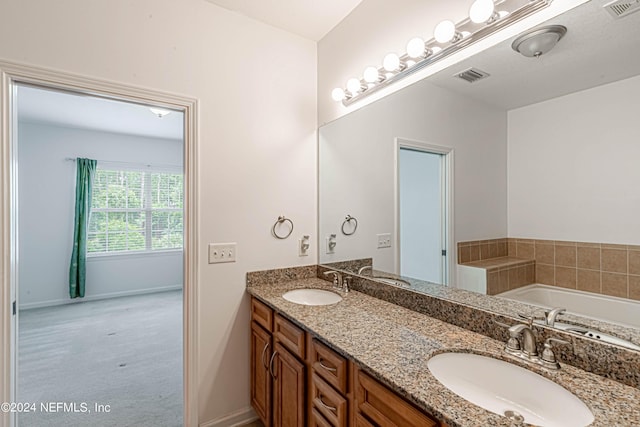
[504,410,525,423]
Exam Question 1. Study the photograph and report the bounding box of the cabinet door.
[251,322,272,427]
[273,342,305,427]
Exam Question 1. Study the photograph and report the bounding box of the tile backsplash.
[458,238,640,301]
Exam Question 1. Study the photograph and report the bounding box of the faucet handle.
[541,337,571,368]
[343,276,352,293]
[493,319,521,351]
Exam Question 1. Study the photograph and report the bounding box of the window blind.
[88,168,183,255]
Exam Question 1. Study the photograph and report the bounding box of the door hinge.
[13,300,16,315]
[441,249,447,256]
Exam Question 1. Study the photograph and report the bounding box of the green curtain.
[69,158,97,299]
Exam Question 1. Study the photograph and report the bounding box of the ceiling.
[427,0,640,110]
[17,85,184,140]
[205,0,363,41]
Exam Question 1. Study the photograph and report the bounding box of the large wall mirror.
[318,0,640,349]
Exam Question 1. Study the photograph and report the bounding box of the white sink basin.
[428,353,594,427]
[282,289,342,306]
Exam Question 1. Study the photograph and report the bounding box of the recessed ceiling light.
[149,107,171,118]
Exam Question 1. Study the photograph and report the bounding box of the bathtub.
[498,284,640,329]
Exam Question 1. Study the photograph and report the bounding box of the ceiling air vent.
[604,0,640,19]
[455,67,490,83]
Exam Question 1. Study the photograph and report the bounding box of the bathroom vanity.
[247,267,640,427]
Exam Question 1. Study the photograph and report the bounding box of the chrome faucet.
[508,323,538,357]
[545,307,566,327]
[357,265,372,275]
[323,270,342,289]
[496,316,571,370]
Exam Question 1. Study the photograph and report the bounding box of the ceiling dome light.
[331,88,346,102]
[406,37,426,58]
[363,66,381,83]
[149,107,171,118]
[434,20,457,43]
[469,0,495,24]
[511,25,567,58]
[346,78,363,94]
[383,53,401,72]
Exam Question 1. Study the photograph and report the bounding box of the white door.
[397,140,451,284]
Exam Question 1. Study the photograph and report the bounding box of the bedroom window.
[87,168,183,255]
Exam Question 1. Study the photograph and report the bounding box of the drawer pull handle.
[261,342,270,369]
[318,358,337,372]
[269,351,278,379]
[318,393,337,413]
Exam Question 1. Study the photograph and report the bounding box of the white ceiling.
[427,0,640,110]
[17,85,184,140]
[205,0,363,41]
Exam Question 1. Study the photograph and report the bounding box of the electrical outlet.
[326,234,337,254]
[377,233,392,249]
[298,235,310,257]
[208,243,237,264]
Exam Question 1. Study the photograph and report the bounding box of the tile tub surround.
[459,238,640,301]
[511,239,640,301]
[457,238,508,263]
[461,257,535,295]
[246,277,640,427]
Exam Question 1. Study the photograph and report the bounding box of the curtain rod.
[64,157,182,170]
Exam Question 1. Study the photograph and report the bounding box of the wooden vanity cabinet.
[251,297,307,427]
[251,296,447,427]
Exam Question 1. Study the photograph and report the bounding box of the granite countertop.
[247,278,640,427]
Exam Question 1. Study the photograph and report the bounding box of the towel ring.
[341,215,358,236]
[272,216,294,239]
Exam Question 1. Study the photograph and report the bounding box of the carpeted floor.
[17,290,183,427]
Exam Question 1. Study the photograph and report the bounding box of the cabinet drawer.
[311,373,348,427]
[251,297,273,332]
[310,339,348,394]
[311,408,333,427]
[356,370,438,427]
[274,313,305,359]
[355,414,375,427]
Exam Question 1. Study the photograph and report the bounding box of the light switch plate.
[377,233,392,249]
[208,243,237,264]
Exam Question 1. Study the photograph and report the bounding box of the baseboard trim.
[19,285,183,310]
[199,406,257,427]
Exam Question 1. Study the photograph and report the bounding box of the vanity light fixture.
[331,0,554,106]
[149,107,171,118]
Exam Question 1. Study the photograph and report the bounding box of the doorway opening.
[16,84,184,426]
[395,138,454,285]
[0,61,198,427]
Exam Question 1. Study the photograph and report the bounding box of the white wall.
[17,122,183,309]
[0,0,317,424]
[319,79,508,272]
[508,74,640,244]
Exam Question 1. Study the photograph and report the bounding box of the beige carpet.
[18,290,183,427]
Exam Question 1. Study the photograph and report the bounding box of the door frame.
[0,60,199,427]
[394,137,455,285]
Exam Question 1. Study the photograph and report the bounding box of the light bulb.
[406,37,426,58]
[431,46,442,54]
[469,0,495,24]
[383,53,400,72]
[434,20,456,43]
[363,66,380,83]
[346,78,362,94]
[331,88,345,102]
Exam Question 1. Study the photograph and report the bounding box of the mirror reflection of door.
[398,146,447,284]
